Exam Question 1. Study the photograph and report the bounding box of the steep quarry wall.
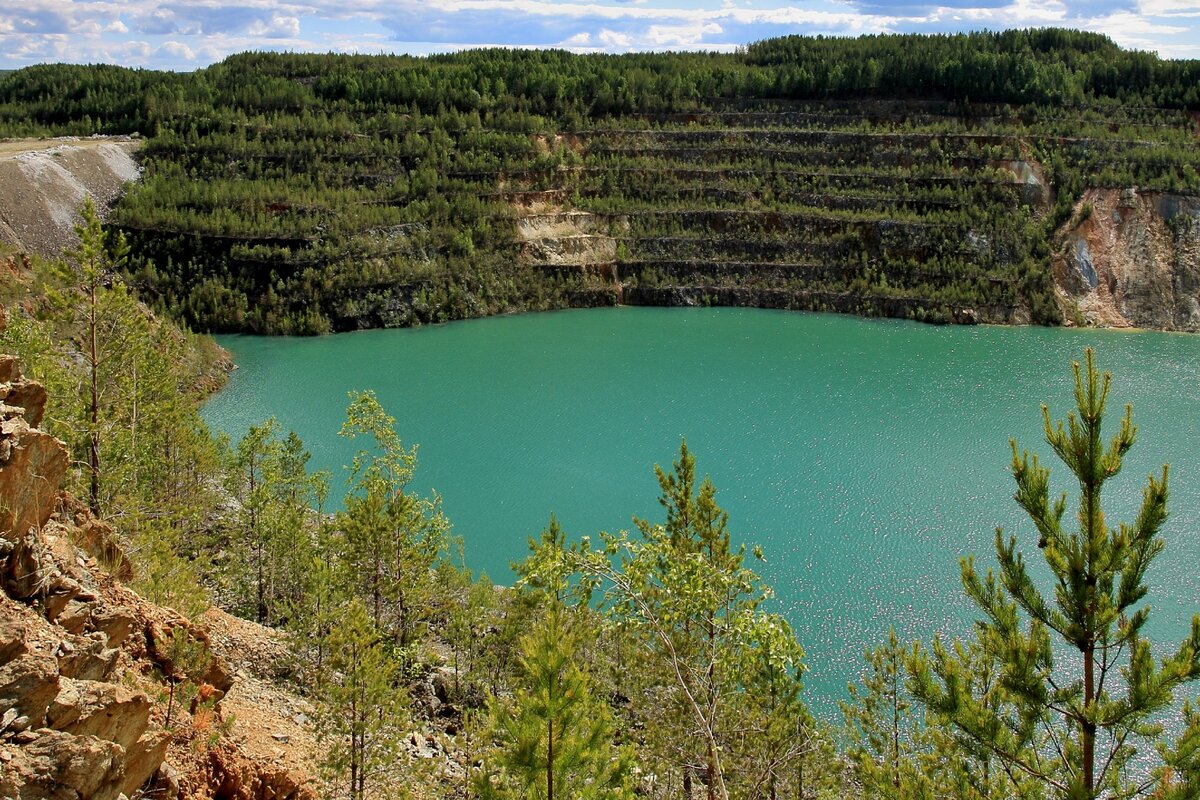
[1054,188,1200,331]
[0,355,316,800]
[0,137,141,257]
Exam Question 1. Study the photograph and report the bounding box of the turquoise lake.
[204,307,1200,712]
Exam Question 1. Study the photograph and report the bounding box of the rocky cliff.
[1054,188,1200,331]
[0,356,315,800]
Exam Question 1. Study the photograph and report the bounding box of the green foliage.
[843,629,931,798]
[908,349,1200,799]
[315,598,409,800]
[4,34,1197,333]
[155,626,214,729]
[337,390,449,647]
[223,419,327,625]
[522,440,810,800]
[0,202,225,618]
[476,605,635,800]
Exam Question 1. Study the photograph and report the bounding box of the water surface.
[205,308,1200,711]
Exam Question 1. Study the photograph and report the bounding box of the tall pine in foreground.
[909,350,1200,799]
[476,604,634,800]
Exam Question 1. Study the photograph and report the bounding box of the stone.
[0,356,19,385]
[2,380,48,428]
[154,761,181,797]
[58,640,120,682]
[120,729,171,798]
[90,606,136,649]
[0,419,68,540]
[3,531,49,599]
[0,613,29,665]
[47,679,152,753]
[0,651,60,728]
[44,588,79,622]
[20,728,125,799]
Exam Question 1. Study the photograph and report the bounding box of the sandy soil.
[198,607,320,782]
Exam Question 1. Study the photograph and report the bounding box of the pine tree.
[476,605,634,800]
[226,419,317,625]
[842,629,929,799]
[315,598,407,800]
[61,196,129,515]
[908,349,1200,799]
[523,441,807,800]
[337,390,448,647]
[630,440,744,800]
[728,613,811,800]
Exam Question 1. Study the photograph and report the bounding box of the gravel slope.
[0,136,141,257]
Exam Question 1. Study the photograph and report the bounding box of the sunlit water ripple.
[204,307,1200,716]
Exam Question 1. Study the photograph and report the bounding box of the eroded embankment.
[0,137,141,257]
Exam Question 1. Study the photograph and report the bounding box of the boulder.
[0,651,60,729]
[0,415,68,541]
[15,728,126,800]
[1,379,48,427]
[47,679,153,753]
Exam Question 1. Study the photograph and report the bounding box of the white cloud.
[1139,0,1200,17]
[597,28,632,47]
[247,14,301,37]
[644,21,723,47]
[926,0,1067,26]
[159,39,195,60]
[1082,10,1188,51]
[0,0,1198,68]
[560,31,591,45]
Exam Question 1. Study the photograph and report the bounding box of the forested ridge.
[2,29,1199,333]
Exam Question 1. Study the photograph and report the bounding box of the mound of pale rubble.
[0,137,140,257]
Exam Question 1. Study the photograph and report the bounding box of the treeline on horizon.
[3,29,1200,130]
[1,29,1198,334]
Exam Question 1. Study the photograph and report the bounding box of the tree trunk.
[547,717,554,800]
[892,653,901,788]
[1083,643,1095,796]
[707,738,717,800]
[88,280,100,516]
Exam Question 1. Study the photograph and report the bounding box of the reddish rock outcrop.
[0,360,67,567]
[0,356,316,800]
[1054,188,1200,330]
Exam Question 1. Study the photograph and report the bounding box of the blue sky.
[0,0,1197,70]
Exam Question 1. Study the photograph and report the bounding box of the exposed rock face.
[0,357,67,554]
[0,571,172,800]
[994,159,1053,211]
[1054,188,1200,330]
[517,210,621,266]
[0,356,316,800]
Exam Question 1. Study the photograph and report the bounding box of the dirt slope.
[0,137,141,257]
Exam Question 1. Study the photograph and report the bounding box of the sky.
[0,0,1197,71]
